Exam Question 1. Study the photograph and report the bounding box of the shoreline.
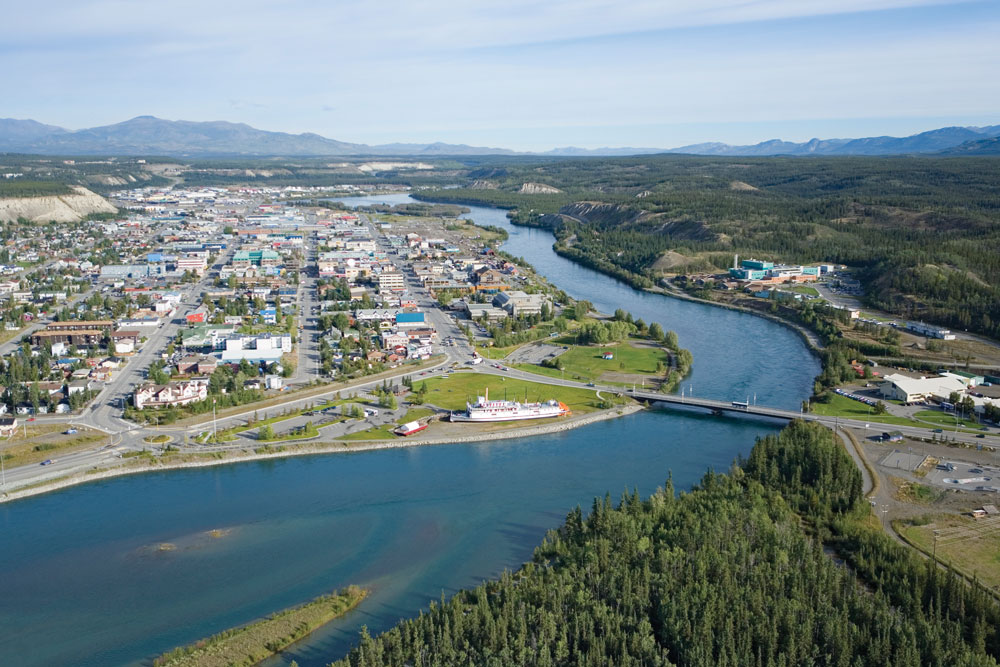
[0,404,644,505]
[498,212,826,355]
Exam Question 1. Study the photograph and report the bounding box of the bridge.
[627,389,803,421]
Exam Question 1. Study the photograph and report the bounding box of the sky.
[2,0,999,151]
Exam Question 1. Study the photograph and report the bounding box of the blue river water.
[0,195,818,667]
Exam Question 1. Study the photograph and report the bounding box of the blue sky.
[2,0,999,150]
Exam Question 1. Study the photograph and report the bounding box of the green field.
[913,409,981,429]
[782,285,820,297]
[421,372,603,413]
[516,339,668,385]
[810,393,915,426]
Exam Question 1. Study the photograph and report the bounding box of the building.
[133,380,208,409]
[176,256,208,276]
[472,267,507,291]
[100,264,150,279]
[31,329,106,347]
[729,258,820,282]
[879,373,968,403]
[176,354,218,375]
[218,333,292,364]
[44,320,115,333]
[395,311,426,328]
[463,301,508,322]
[905,322,956,340]
[232,249,281,269]
[378,271,406,292]
[493,290,549,317]
[0,416,17,436]
[942,371,985,387]
[186,307,209,324]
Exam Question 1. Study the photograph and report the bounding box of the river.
[0,195,818,667]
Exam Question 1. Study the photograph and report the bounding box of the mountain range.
[1,116,999,157]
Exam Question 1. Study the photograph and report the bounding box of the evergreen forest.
[337,421,1000,666]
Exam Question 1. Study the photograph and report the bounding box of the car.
[586,382,595,387]
[64,429,78,435]
[27,417,35,422]
[40,459,53,466]
[970,468,984,474]
[977,434,986,438]
[933,428,943,433]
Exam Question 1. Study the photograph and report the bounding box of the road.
[86,249,233,432]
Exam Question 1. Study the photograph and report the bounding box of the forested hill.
[337,421,1000,666]
[415,156,1000,340]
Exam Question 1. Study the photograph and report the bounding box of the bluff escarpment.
[0,186,117,223]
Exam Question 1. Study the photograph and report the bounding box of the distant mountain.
[0,118,67,143]
[938,136,1000,155]
[2,116,1000,157]
[667,125,1000,156]
[0,116,513,157]
[537,146,670,156]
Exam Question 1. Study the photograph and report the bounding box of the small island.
[154,586,367,667]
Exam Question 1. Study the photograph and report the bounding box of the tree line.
[336,420,1000,666]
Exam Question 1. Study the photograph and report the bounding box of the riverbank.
[0,404,643,505]
[154,586,367,667]
[648,283,825,353]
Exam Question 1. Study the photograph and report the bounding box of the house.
[133,380,208,409]
[472,267,507,290]
[0,416,17,436]
[186,306,209,324]
[67,379,90,395]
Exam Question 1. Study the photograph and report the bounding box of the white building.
[134,380,208,409]
[879,373,968,403]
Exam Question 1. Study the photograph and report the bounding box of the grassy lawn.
[781,285,820,297]
[515,339,668,385]
[913,410,981,429]
[421,372,602,413]
[810,393,915,426]
[478,344,522,360]
[401,407,435,422]
[154,587,366,667]
[339,424,398,441]
[899,515,1000,592]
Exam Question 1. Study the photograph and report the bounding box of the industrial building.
[879,373,968,403]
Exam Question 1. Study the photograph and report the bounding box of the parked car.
[64,428,78,435]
